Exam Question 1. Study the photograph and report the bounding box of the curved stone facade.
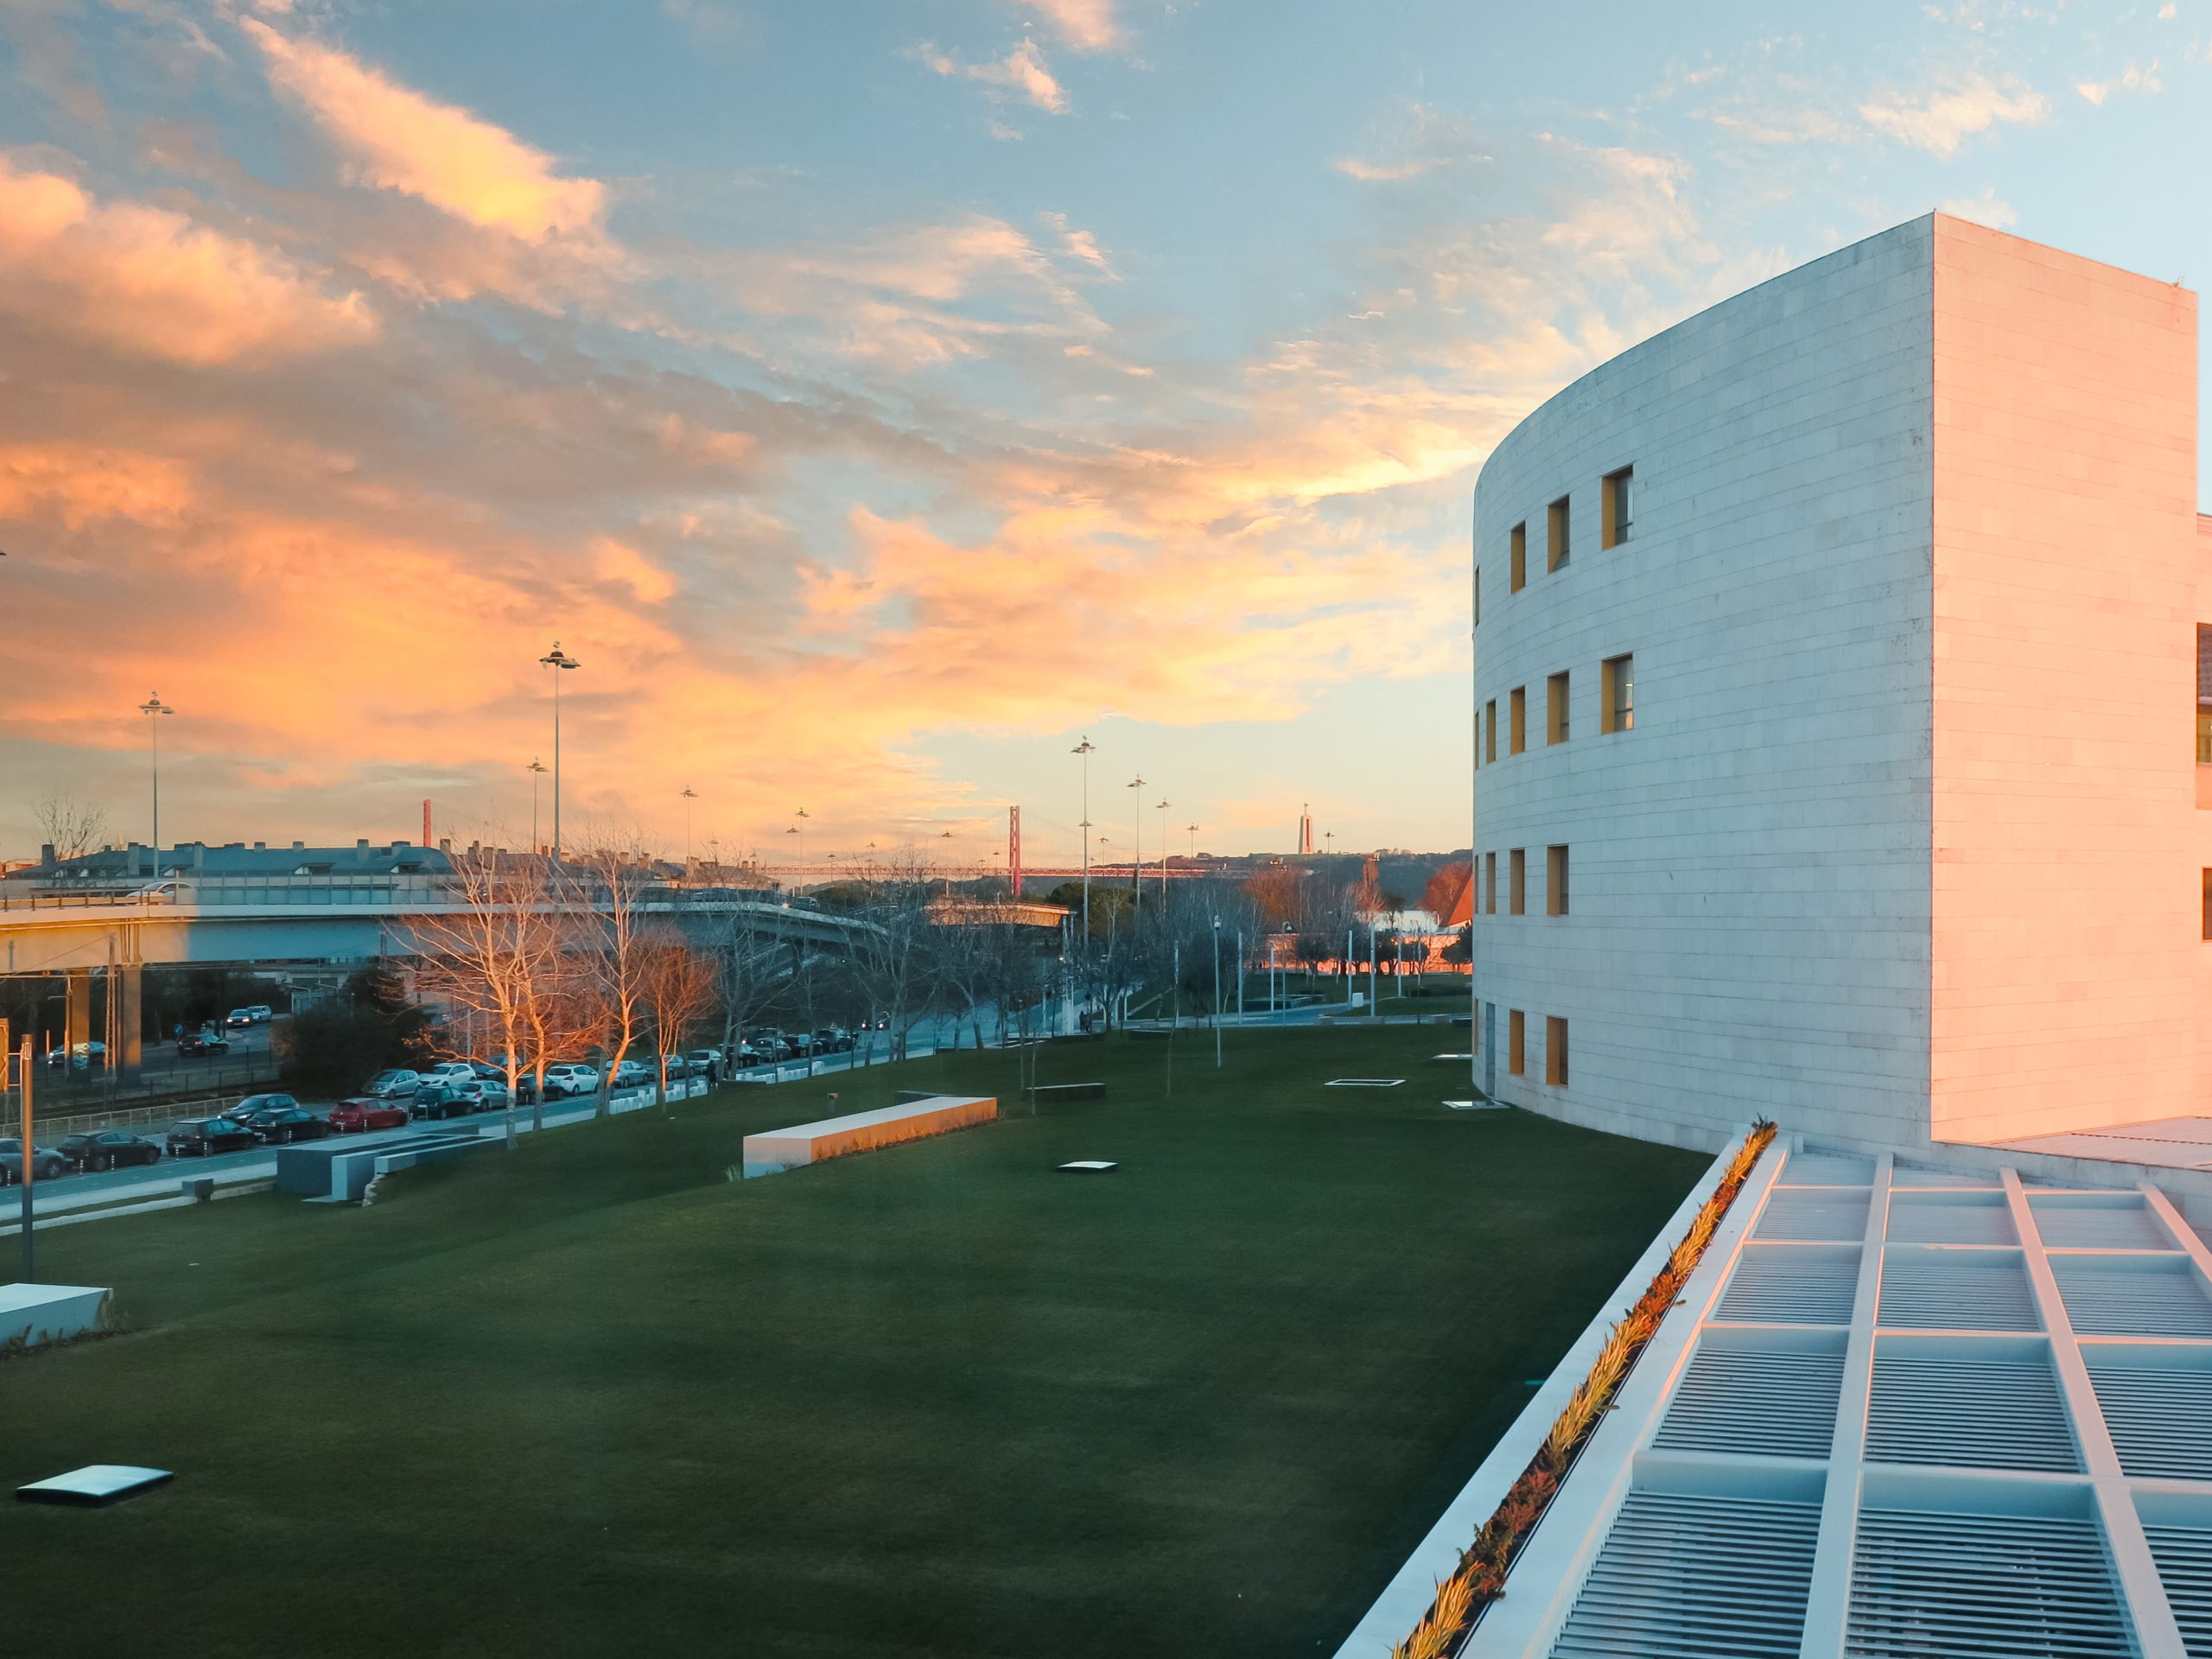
[1471,213,2206,1156]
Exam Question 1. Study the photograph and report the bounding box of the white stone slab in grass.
[1325,1078,1406,1088]
[1446,1100,1507,1112]
[1433,1053,1475,1061]
[741,1094,996,1179]
[16,1465,172,1507]
[1,1283,110,1349]
[1058,1160,1119,1173]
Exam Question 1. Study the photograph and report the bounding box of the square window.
[1601,467,1633,550]
[1547,671,1570,745]
[1485,699,1497,763]
[1547,845,1569,917]
[1601,653,1635,734]
[1510,523,1527,592]
[1547,496,1570,572]
[1484,851,1497,915]
[1509,1010,1525,1076]
[1510,687,1526,755]
[1510,848,1526,916]
[1546,1016,1567,1086]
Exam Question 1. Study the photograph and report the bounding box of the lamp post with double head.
[1126,776,1146,915]
[137,694,173,870]
[537,644,581,859]
[1071,737,1095,949]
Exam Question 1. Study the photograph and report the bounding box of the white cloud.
[912,38,1067,114]
[1857,71,2050,156]
[1937,188,2018,228]
[2075,62,2162,105]
[1006,0,1120,53]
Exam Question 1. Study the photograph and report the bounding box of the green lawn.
[0,1028,1701,1657]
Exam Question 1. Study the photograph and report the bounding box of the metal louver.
[2145,1524,2212,1659]
[1864,1352,2078,1472]
[2051,1256,2212,1338]
[1781,1154,1874,1186]
[1878,1255,2040,1332]
[1756,1190,1871,1243]
[1652,1345,1844,1459]
[1715,1247,1860,1325]
[1884,1199,2017,1247]
[2031,1201,2176,1252]
[1549,1491,1821,1659]
[1846,1508,2133,1658]
[2087,1360,2212,1480]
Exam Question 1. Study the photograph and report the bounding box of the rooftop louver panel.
[1550,1491,1820,1659]
[2030,1201,2175,1252]
[1782,1154,1874,1186]
[2052,1257,2212,1338]
[1846,1509,2133,1659]
[2087,1362,2212,1480]
[1864,1354,2078,1472]
[1652,1346,1845,1460]
[2145,1524,2212,1659]
[1878,1255,2039,1332]
[1884,1200,2017,1248]
[1715,1248,1860,1325]
[1756,1190,1872,1243]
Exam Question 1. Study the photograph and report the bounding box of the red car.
[327,1097,410,1134]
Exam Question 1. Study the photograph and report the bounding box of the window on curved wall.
[1602,466,1633,549]
[1547,845,1569,917]
[2197,625,2212,763]
[1547,671,1570,745]
[1510,849,1526,916]
[1602,654,1635,734]
[1510,687,1526,754]
[1509,1010,1525,1076]
[1545,1017,1567,1086]
[1547,497,1570,572]
[1485,699,1497,763]
[1484,851,1497,915]
[1510,523,1527,592]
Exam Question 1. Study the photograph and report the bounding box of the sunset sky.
[2,0,2205,872]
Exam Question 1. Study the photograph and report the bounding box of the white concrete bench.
[741,1094,996,1179]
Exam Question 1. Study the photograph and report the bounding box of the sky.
[0,0,2204,875]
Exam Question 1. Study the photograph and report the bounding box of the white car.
[422,1062,476,1085]
[543,1064,599,1099]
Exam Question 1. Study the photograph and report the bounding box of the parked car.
[329,1096,410,1134]
[465,1059,505,1082]
[610,1059,652,1090]
[60,1130,163,1173]
[420,1062,476,1086]
[412,1079,500,1120]
[165,1117,259,1157]
[226,1092,301,1124]
[238,1103,330,1144]
[362,1069,422,1100]
[0,1138,68,1184]
[225,1007,256,1027]
[815,1027,852,1053]
[542,1064,598,1099]
[178,1032,231,1057]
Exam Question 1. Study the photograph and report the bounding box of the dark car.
[238,1103,330,1145]
[60,1130,162,1173]
[165,1117,259,1157]
[0,1137,68,1185]
[177,1033,231,1057]
[226,1092,299,1122]
[328,1097,410,1134]
[410,1080,496,1120]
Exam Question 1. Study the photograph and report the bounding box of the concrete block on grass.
[743,1095,996,1179]
[1,1283,109,1350]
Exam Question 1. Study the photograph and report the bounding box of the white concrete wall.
[1472,218,1939,1152]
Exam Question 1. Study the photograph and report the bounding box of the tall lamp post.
[527,758,547,854]
[681,786,697,874]
[1126,775,1146,914]
[537,643,581,859]
[1156,797,1170,902]
[1211,915,1223,1070]
[1071,737,1095,950]
[1186,822,1198,860]
[137,694,173,869]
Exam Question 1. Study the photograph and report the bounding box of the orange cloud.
[243,19,610,245]
[1010,0,1122,52]
[0,155,375,364]
[0,444,193,530]
[913,39,1068,114]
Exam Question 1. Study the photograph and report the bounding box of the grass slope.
[0,1028,1702,1657]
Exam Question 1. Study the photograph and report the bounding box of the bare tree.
[847,858,939,1060]
[569,838,655,1117]
[34,789,109,861]
[637,926,718,1106]
[408,844,561,1149]
[710,901,788,1064]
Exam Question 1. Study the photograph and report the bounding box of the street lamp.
[537,643,581,858]
[1211,914,1223,1070]
[526,758,547,853]
[1071,737,1095,947]
[1126,775,1146,913]
[137,694,173,868]
[791,809,809,872]
[1156,797,1169,902]
[1186,822,1198,860]
[681,786,697,873]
